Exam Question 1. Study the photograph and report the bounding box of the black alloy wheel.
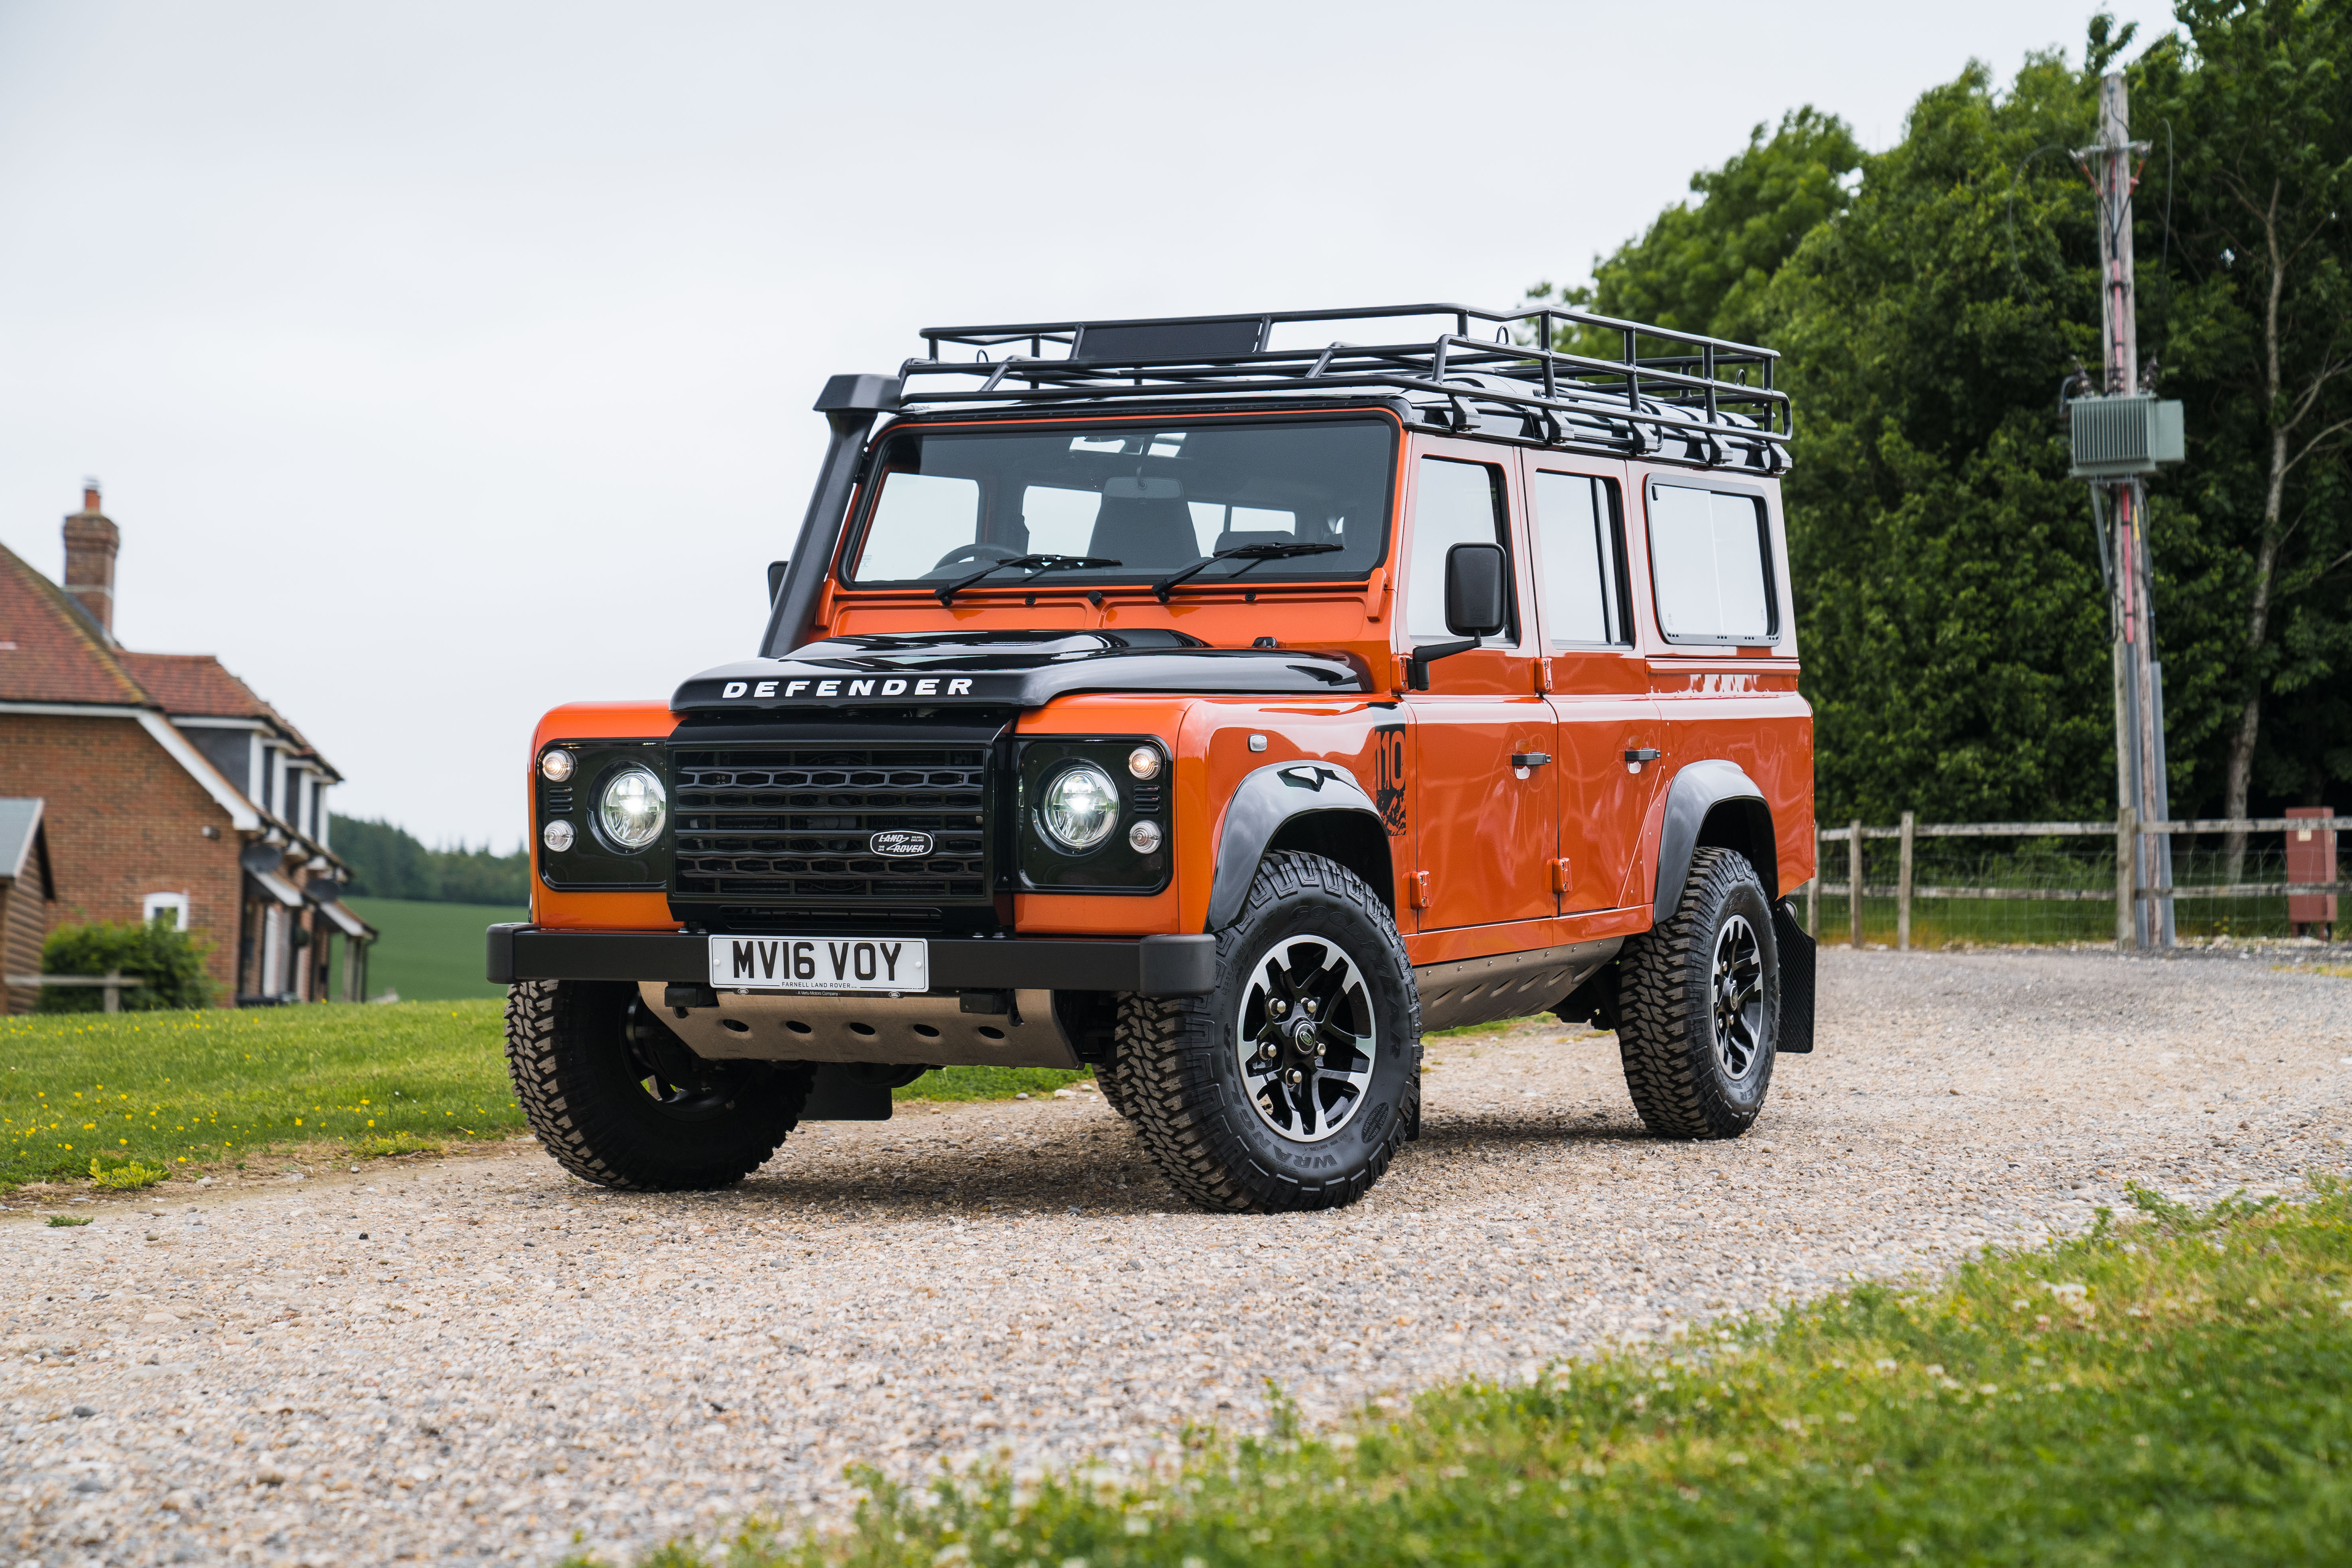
[1234,934,1380,1144]
[1709,912,1768,1080]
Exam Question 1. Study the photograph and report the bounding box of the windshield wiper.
[935,552,1123,606]
[1153,541,1344,603]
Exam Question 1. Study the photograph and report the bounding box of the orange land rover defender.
[487,303,1816,1213]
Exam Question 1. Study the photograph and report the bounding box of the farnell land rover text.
[488,302,1817,1213]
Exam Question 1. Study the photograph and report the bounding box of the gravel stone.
[4,947,2348,1565]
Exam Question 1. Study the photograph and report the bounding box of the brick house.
[0,485,374,1006]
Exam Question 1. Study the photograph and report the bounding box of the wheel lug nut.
[1270,999,1287,1018]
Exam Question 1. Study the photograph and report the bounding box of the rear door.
[1400,440,1557,931]
[1523,458,1661,913]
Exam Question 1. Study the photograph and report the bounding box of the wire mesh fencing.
[1801,814,2341,949]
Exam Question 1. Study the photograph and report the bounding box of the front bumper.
[485,925,1216,996]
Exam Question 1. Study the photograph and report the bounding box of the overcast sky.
[0,0,2168,850]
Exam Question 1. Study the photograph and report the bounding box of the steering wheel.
[929,542,1023,574]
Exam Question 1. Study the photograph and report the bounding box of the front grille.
[670,744,992,921]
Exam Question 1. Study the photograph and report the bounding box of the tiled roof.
[0,538,342,781]
[118,652,266,719]
[0,540,148,706]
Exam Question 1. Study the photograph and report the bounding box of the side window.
[1531,471,1628,646]
[1648,483,1776,643]
[1405,458,1516,645]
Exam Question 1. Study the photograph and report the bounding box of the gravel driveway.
[7,947,2350,1566]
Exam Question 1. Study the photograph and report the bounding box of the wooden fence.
[1802,811,2345,952]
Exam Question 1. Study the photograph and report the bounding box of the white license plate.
[708,936,929,993]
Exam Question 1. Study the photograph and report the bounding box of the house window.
[143,891,190,929]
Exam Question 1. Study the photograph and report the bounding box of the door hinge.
[1410,871,1433,909]
[1551,858,1572,894]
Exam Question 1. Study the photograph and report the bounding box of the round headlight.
[1037,763,1119,852]
[539,749,575,783]
[541,819,575,853]
[1127,819,1163,853]
[598,768,667,850]
[1127,745,1162,781]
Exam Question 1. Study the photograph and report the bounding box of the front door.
[1400,443,1557,931]
[1524,459,1662,913]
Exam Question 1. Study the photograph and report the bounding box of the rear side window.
[1647,482,1776,644]
[1405,458,1516,645]
[1531,471,1628,646]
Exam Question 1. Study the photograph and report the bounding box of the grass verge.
[2,1000,1101,1189]
[0,999,523,1187]
[589,1180,2352,1567]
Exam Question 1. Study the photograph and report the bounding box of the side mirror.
[768,559,789,605]
[1444,542,1508,638]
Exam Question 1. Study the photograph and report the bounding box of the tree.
[1519,6,2350,836]
[332,815,529,905]
[2133,0,2352,875]
[1527,107,1863,347]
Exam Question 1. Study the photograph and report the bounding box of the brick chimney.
[61,479,119,640]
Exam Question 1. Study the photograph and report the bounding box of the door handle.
[1624,747,1661,775]
[1511,752,1551,769]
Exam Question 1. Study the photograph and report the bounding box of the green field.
[598,1182,2352,1568]
[344,896,525,1001]
[0,999,1084,1189]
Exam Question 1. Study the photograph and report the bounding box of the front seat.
[1087,497,1200,570]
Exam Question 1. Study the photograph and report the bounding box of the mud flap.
[1772,897,1815,1054]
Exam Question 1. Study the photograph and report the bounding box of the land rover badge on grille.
[869,831,935,857]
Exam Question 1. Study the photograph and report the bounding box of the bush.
[89,1157,168,1190]
[38,919,214,1013]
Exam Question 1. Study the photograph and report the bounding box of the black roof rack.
[899,303,1791,472]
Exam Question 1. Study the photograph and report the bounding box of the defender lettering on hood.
[672,629,1366,714]
[715,677,975,700]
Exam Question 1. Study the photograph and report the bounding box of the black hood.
[672,629,1367,715]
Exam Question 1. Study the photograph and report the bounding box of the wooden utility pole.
[2081,71,2174,948]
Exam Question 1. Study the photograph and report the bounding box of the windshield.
[842,417,1395,589]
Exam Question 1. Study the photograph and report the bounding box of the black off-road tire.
[1094,1047,1143,1121]
[505,979,813,1191]
[1119,851,1420,1213]
[1617,846,1780,1140]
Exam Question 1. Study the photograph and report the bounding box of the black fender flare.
[1204,761,1386,931]
[1652,759,1777,922]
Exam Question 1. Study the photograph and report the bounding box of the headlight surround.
[1036,762,1120,852]
[597,767,667,850]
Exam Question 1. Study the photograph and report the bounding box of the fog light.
[542,820,576,853]
[1127,745,1162,780]
[540,749,575,783]
[1127,820,1163,854]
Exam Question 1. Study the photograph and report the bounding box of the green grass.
[894,1065,1090,1102]
[1,1000,1096,1188]
[0,999,522,1187]
[343,896,527,1001]
[591,1181,2352,1568]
